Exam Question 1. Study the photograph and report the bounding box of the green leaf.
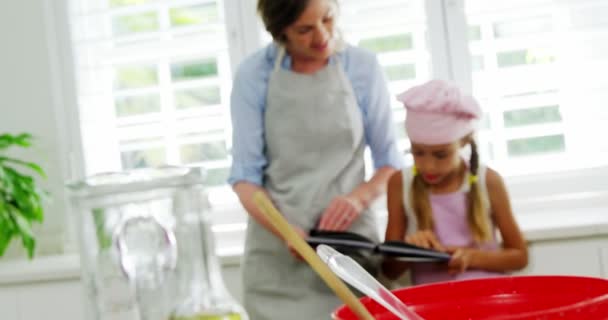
[21,233,35,259]
[11,133,33,148]
[0,166,14,196]
[0,135,13,150]
[0,203,15,234]
[8,205,36,259]
[0,229,13,257]
[0,132,44,258]
[0,203,17,256]
[8,205,33,237]
[2,167,44,218]
[0,133,33,150]
[0,158,46,178]
[14,133,33,146]
[24,162,45,178]
[0,203,14,256]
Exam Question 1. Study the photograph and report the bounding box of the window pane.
[497,49,555,68]
[175,86,221,109]
[480,113,491,130]
[358,33,413,53]
[384,64,416,81]
[114,65,158,89]
[395,120,406,140]
[471,55,484,72]
[338,0,431,167]
[507,134,565,157]
[171,59,218,81]
[112,12,159,36]
[109,0,150,7]
[71,0,234,216]
[503,105,561,128]
[170,3,219,27]
[180,141,228,163]
[483,142,495,161]
[502,89,558,99]
[464,0,599,173]
[121,147,166,169]
[203,167,230,186]
[115,94,161,117]
[493,16,553,38]
[469,25,482,41]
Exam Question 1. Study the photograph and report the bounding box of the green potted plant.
[0,133,46,258]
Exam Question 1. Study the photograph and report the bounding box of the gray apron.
[241,47,379,320]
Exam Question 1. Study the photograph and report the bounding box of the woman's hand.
[446,247,475,274]
[286,225,308,261]
[318,195,363,231]
[404,230,445,251]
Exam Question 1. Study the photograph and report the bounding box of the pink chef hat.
[396,80,482,145]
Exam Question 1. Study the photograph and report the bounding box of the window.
[70,0,233,176]
[68,0,244,251]
[69,3,233,173]
[66,0,608,253]
[465,0,608,175]
[339,0,431,158]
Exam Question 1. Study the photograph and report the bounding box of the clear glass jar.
[68,167,247,320]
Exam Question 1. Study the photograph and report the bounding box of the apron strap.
[274,46,286,71]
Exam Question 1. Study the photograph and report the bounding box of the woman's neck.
[289,52,329,74]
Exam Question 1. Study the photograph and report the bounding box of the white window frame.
[48,0,608,255]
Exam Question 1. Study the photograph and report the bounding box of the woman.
[228,0,402,318]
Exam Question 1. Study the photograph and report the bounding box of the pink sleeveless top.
[401,164,504,286]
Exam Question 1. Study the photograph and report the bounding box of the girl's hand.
[286,225,308,261]
[318,195,363,231]
[447,247,474,274]
[404,230,445,251]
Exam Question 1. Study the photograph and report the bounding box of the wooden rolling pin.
[252,191,374,320]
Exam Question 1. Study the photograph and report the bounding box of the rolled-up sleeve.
[227,54,270,186]
[359,55,403,170]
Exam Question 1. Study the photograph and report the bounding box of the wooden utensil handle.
[252,192,374,320]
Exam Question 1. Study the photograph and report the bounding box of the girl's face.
[283,0,337,62]
[411,140,465,185]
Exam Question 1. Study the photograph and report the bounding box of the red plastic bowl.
[333,276,608,320]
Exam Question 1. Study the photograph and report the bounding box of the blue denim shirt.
[228,43,403,186]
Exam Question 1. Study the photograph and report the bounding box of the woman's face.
[411,141,464,186]
[283,0,336,61]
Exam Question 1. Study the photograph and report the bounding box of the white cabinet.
[3,236,607,320]
[223,264,243,303]
[17,280,86,320]
[0,288,19,320]
[0,280,86,320]
[518,238,604,277]
[0,266,241,320]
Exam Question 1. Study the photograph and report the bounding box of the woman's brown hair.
[257,0,338,43]
[257,0,311,43]
[410,138,492,243]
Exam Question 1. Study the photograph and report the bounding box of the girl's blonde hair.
[409,139,492,243]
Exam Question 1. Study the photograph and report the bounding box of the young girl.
[382,80,528,286]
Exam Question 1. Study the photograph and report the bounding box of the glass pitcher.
[68,166,247,320]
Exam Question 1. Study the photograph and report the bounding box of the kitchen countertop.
[0,246,244,286]
[516,207,608,242]
[0,207,606,286]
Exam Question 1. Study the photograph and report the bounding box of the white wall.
[0,0,76,257]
